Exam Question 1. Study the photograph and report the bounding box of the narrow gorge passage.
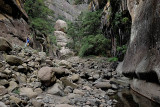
[0,0,160,107]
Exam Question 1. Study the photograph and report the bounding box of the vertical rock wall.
[0,0,30,46]
[122,0,160,103]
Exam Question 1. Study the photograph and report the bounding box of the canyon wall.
[122,0,160,103]
[0,0,30,46]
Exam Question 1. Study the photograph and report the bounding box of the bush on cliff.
[24,0,54,34]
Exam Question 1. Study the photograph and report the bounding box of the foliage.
[79,34,110,57]
[117,45,127,54]
[108,57,118,62]
[12,88,20,95]
[49,35,57,45]
[74,0,83,4]
[24,0,54,34]
[67,10,110,57]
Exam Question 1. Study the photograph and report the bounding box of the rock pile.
[54,20,74,59]
[0,37,129,107]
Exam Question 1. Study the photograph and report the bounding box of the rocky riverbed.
[0,42,130,107]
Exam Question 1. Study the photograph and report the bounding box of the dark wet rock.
[6,55,23,66]
[0,37,12,53]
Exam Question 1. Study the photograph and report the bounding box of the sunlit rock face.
[0,0,30,46]
[122,0,160,103]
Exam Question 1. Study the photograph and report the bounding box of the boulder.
[20,87,38,99]
[31,100,44,107]
[55,104,74,107]
[0,37,12,52]
[94,82,112,89]
[59,60,72,69]
[54,20,67,32]
[10,96,21,104]
[7,81,18,92]
[54,31,69,47]
[38,67,56,86]
[38,52,46,61]
[60,77,78,89]
[47,83,64,96]
[0,102,7,107]
[70,74,79,82]
[0,86,7,95]
[6,55,23,66]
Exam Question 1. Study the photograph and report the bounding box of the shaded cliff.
[122,0,160,103]
[0,0,30,46]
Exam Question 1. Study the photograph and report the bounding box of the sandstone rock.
[8,81,18,92]
[73,89,84,95]
[34,88,43,94]
[0,62,3,68]
[54,20,67,32]
[59,60,72,69]
[20,87,38,99]
[0,86,7,95]
[47,83,64,96]
[38,67,56,86]
[38,52,46,61]
[10,96,21,104]
[6,55,23,66]
[55,104,74,107]
[0,79,9,86]
[31,100,44,107]
[54,31,69,47]
[18,65,27,73]
[64,86,73,94]
[60,77,78,89]
[52,67,66,75]
[70,74,79,82]
[107,89,116,95]
[3,68,12,74]
[0,37,12,52]
[94,82,112,89]
[0,101,7,107]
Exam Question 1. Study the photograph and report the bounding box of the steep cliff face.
[0,0,30,46]
[47,0,88,21]
[122,0,160,103]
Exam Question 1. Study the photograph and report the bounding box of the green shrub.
[49,35,57,45]
[24,0,54,34]
[108,57,118,62]
[79,34,110,57]
[67,10,108,57]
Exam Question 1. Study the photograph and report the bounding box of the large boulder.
[54,20,67,32]
[38,67,56,86]
[0,37,12,52]
[6,55,23,66]
[54,31,69,47]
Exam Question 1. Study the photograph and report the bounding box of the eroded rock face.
[0,0,30,46]
[122,0,160,103]
[0,37,12,52]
